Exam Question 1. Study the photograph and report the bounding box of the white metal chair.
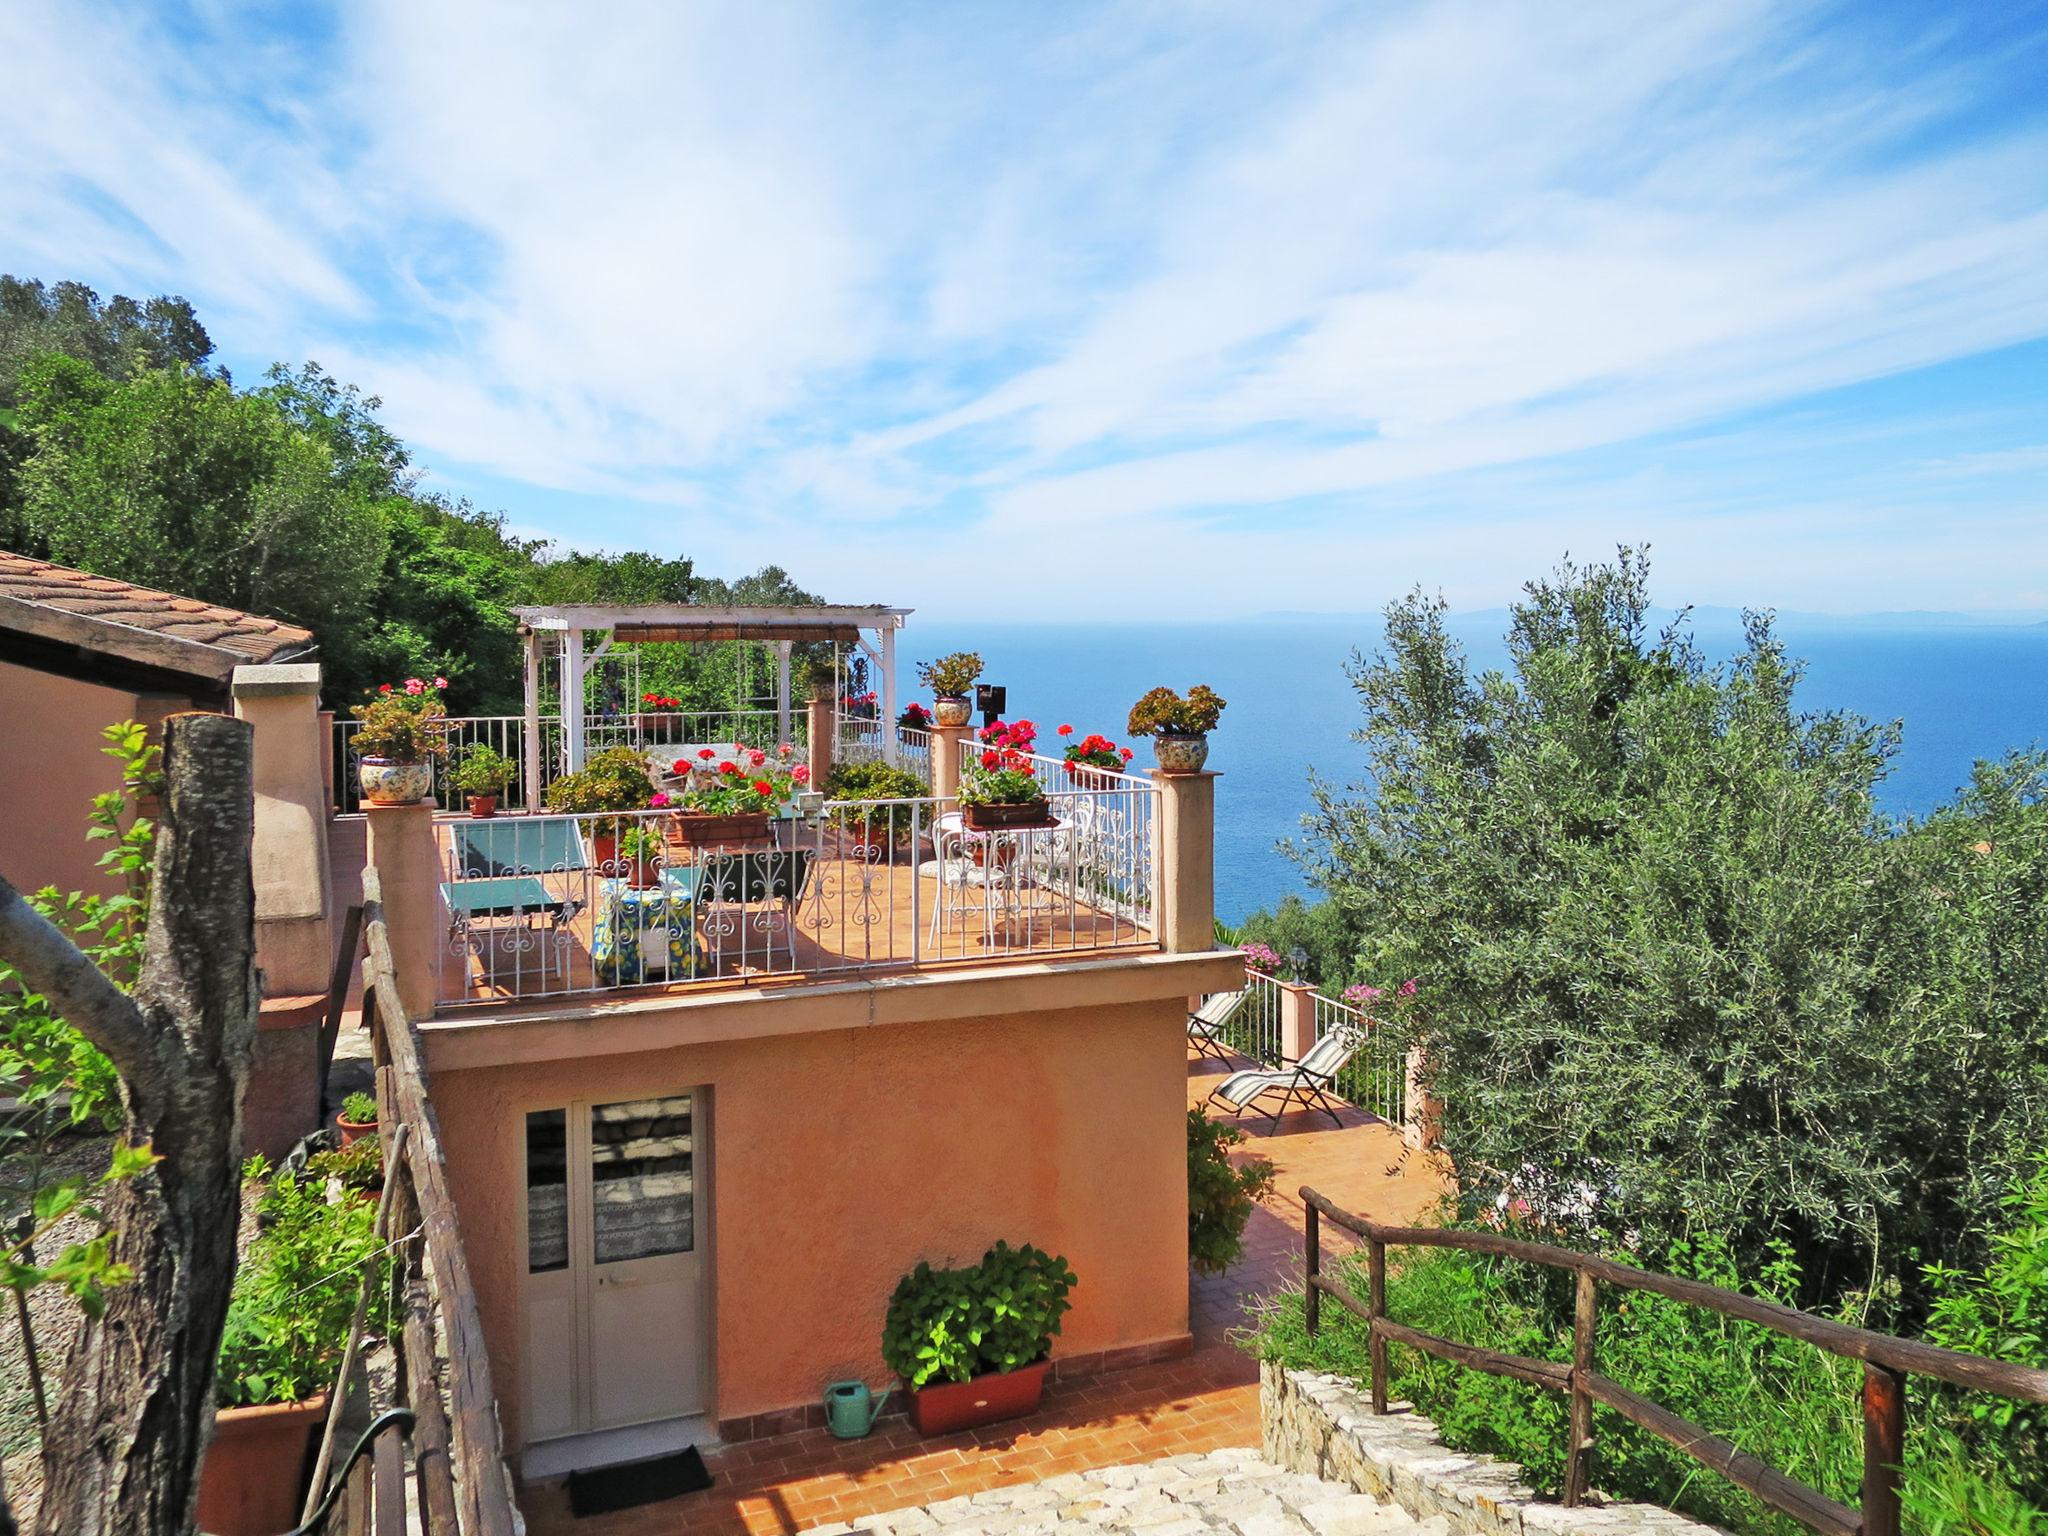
[927,818,1011,949]
[1207,1026,1359,1133]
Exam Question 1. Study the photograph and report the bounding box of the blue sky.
[4,0,2047,619]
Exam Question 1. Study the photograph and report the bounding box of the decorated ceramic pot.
[933,695,973,728]
[1151,732,1210,774]
[358,758,434,806]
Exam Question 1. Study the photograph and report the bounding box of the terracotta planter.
[963,801,1054,832]
[907,1360,1048,1435]
[1151,732,1209,774]
[357,758,433,806]
[626,854,663,889]
[466,793,499,818]
[195,1392,328,1536]
[932,695,972,728]
[672,810,771,848]
[1064,763,1121,790]
[335,1112,376,1149]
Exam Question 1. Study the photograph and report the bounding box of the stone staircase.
[806,1447,1435,1536]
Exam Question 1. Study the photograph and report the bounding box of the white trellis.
[511,603,911,808]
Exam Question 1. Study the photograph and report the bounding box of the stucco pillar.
[232,664,333,996]
[930,724,974,804]
[365,801,441,1022]
[1278,979,1318,1064]
[1154,770,1218,954]
[318,709,336,815]
[806,691,833,795]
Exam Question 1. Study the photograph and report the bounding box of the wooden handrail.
[361,867,520,1536]
[1299,1185,2048,1536]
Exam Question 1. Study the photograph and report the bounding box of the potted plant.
[1127,685,1227,774]
[1055,725,1136,789]
[636,691,681,730]
[916,652,983,728]
[307,1136,385,1205]
[897,701,933,732]
[617,823,668,888]
[349,677,449,805]
[543,746,657,871]
[883,1241,1077,1435]
[958,719,1051,831]
[824,762,929,858]
[334,1089,378,1148]
[451,742,516,817]
[199,1157,382,1536]
[666,743,802,847]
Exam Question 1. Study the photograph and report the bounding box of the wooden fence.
[1300,1186,2048,1536]
[295,870,521,1533]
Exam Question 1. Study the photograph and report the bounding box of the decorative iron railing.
[432,785,1159,1005]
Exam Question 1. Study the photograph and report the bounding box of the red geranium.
[753,780,773,797]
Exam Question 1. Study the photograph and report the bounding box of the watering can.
[823,1379,892,1439]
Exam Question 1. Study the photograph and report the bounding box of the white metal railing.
[896,726,932,782]
[1230,967,1408,1128]
[585,709,797,758]
[432,785,1159,1006]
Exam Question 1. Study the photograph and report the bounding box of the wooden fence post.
[1368,1237,1389,1414]
[1862,1364,1905,1536]
[1565,1269,1597,1507]
[1304,1202,1321,1336]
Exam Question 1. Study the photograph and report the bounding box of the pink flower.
[793,764,810,784]
[649,791,671,808]
[1343,984,1384,1006]
[432,676,448,689]
[749,749,767,767]
[403,679,424,696]
[777,743,793,757]
[1399,979,1419,997]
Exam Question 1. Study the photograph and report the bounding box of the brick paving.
[520,1050,1449,1536]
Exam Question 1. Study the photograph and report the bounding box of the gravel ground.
[0,1129,115,1529]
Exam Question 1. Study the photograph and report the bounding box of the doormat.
[567,1445,714,1517]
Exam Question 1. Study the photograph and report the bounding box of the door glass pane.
[590,1095,694,1264]
[525,1109,568,1274]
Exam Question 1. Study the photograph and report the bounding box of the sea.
[909,613,2048,924]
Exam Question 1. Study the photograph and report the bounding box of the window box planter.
[358,758,433,806]
[193,1392,327,1536]
[671,810,772,848]
[906,1359,1049,1435]
[962,801,1054,832]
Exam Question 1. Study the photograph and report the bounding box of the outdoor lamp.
[1288,945,1310,983]
[795,789,826,823]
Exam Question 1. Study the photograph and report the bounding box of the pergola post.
[521,628,543,813]
[880,622,899,766]
[561,626,586,774]
[775,641,792,747]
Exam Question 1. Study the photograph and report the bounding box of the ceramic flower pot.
[466,793,498,818]
[358,758,433,806]
[336,1111,377,1149]
[194,1392,328,1536]
[1151,732,1209,774]
[933,695,973,728]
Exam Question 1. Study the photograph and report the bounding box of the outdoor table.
[591,868,697,985]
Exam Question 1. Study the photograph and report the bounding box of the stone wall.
[1261,1362,1727,1536]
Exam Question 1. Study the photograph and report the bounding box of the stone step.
[803,1448,1433,1536]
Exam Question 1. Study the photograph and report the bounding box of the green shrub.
[543,746,654,814]
[824,761,930,801]
[881,1241,1076,1387]
[451,742,516,796]
[216,1158,382,1407]
[339,1090,378,1125]
[1188,1109,1274,1276]
[306,1137,384,1195]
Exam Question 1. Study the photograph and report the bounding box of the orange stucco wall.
[0,660,191,897]
[428,995,1192,1450]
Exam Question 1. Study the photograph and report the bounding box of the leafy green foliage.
[1187,1109,1275,1276]
[451,742,518,796]
[916,652,983,698]
[305,1137,384,1195]
[0,1141,158,1319]
[824,762,930,801]
[1299,550,2048,1314]
[543,747,655,814]
[216,1157,382,1408]
[338,1092,379,1126]
[1234,894,1356,992]
[1127,684,1226,736]
[881,1242,1077,1387]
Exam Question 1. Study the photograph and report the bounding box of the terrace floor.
[517,1050,1451,1536]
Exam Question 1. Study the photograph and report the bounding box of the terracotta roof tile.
[0,550,316,676]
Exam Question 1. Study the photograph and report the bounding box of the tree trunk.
[0,713,257,1536]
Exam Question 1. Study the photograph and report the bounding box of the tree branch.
[0,874,152,1078]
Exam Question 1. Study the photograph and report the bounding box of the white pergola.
[511,603,912,786]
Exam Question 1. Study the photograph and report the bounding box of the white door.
[523,1092,707,1443]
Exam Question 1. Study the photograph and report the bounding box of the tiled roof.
[0,550,315,684]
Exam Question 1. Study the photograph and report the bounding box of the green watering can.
[824,1379,892,1439]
